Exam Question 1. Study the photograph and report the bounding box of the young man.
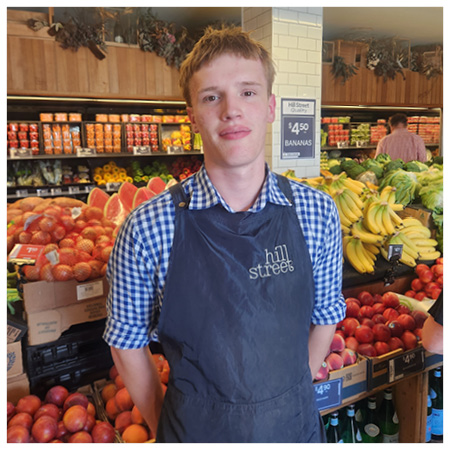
[375,113,427,162]
[104,26,346,443]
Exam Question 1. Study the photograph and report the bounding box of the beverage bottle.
[425,394,432,443]
[341,404,362,443]
[429,367,443,442]
[378,388,399,442]
[326,412,343,443]
[361,396,382,443]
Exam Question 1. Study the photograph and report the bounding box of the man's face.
[187,53,276,171]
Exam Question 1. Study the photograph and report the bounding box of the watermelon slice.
[118,182,138,212]
[87,187,110,211]
[147,177,166,195]
[104,193,129,228]
[132,187,156,210]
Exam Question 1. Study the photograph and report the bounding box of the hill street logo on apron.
[248,244,295,280]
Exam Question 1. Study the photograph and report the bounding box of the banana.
[390,203,405,212]
[364,242,381,255]
[341,190,364,221]
[401,217,424,228]
[387,206,404,228]
[338,191,362,223]
[363,202,383,235]
[346,237,372,274]
[350,220,383,244]
[417,250,441,261]
[374,203,388,236]
[361,242,377,262]
[380,203,397,235]
[344,187,365,211]
[342,235,353,259]
[401,225,431,239]
[414,238,439,248]
[379,186,396,203]
[341,223,351,235]
[354,238,376,273]
[342,177,365,196]
[334,195,353,227]
[399,252,417,268]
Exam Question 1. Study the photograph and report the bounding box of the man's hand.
[308,324,337,380]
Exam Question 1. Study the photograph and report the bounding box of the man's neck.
[205,161,267,212]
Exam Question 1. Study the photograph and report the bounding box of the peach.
[122,423,149,443]
[325,352,344,371]
[357,343,377,357]
[345,336,359,352]
[31,415,58,443]
[8,412,33,430]
[115,410,133,434]
[388,337,405,352]
[16,394,41,416]
[372,313,387,325]
[355,325,374,344]
[396,304,411,315]
[102,383,118,404]
[314,361,329,381]
[7,425,30,443]
[340,348,357,366]
[63,392,89,411]
[114,387,134,412]
[106,396,120,421]
[383,308,399,322]
[359,305,375,319]
[91,421,116,443]
[131,405,146,425]
[372,323,391,342]
[374,341,391,356]
[411,310,428,329]
[372,303,386,315]
[341,317,360,337]
[329,333,346,353]
[345,300,360,318]
[63,404,88,433]
[69,431,93,443]
[382,292,400,308]
[388,320,404,338]
[397,313,416,331]
[34,403,61,421]
[45,385,69,407]
[401,330,418,350]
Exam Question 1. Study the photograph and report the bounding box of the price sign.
[16,189,29,197]
[389,347,425,383]
[76,147,97,157]
[8,244,44,263]
[68,186,81,194]
[36,188,50,197]
[51,187,63,196]
[9,148,33,158]
[106,182,121,191]
[388,244,403,261]
[281,98,316,160]
[133,146,152,155]
[314,378,342,411]
[77,279,104,301]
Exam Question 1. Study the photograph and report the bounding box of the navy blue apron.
[156,174,325,443]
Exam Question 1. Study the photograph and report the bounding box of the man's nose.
[221,96,242,121]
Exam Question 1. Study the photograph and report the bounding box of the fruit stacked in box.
[42,123,81,155]
[403,261,443,300]
[7,385,116,443]
[96,354,169,443]
[7,122,40,155]
[313,272,441,381]
[85,123,122,153]
[125,123,159,152]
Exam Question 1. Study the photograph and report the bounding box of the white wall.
[243,7,323,178]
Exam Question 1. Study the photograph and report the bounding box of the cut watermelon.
[147,177,166,195]
[132,187,156,210]
[87,188,110,211]
[118,182,138,212]
[104,193,129,228]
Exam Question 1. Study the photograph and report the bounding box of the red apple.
[374,341,391,356]
[411,278,425,292]
[372,323,391,342]
[431,264,443,277]
[397,313,416,331]
[329,333,346,353]
[396,304,411,315]
[341,317,360,337]
[388,336,405,351]
[345,336,359,352]
[372,303,386,315]
[359,305,375,319]
[358,291,374,306]
[415,291,427,301]
[340,348,357,366]
[91,421,116,443]
[69,431,93,443]
[401,330,418,350]
[419,269,433,284]
[382,292,400,308]
[372,313,387,325]
[34,403,61,422]
[355,325,374,344]
[404,290,416,298]
[45,385,69,407]
[325,352,344,371]
[8,412,33,430]
[345,300,360,318]
[383,308,399,322]
[16,395,41,416]
[357,343,377,357]
[7,425,30,443]
[63,392,89,411]
[411,310,428,329]
[388,320,404,338]
[31,415,58,443]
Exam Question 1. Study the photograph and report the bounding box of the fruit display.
[6,196,115,281]
[125,123,159,153]
[7,385,116,443]
[403,259,443,301]
[161,124,192,152]
[95,356,169,443]
[93,161,133,185]
[85,122,122,153]
[7,122,40,155]
[42,123,82,155]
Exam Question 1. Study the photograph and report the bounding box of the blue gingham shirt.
[103,165,346,349]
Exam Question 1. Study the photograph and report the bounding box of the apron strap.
[169,183,190,210]
[275,174,294,205]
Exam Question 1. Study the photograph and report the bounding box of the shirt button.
[179,201,186,208]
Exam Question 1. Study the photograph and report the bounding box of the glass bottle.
[377,388,399,443]
[425,394,432,443]
[341,404,362,443]
[326,412,343,443]
[430,367,443,442]
[361,396,382,443]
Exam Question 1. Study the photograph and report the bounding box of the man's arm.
[308,323,337,379]
[421,316,443,354]
[110,346,164,438]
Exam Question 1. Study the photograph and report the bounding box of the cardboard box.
[22,277,108,313]
[7,373,30,404]
[25,296,107,346]
[7,340,24,378]
[398,204,434,230]
[7,312,28,344]
[366,345,425,390]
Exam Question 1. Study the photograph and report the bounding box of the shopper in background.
[104,26,346,443]
[422,291,443,354]
[375,113,427,162]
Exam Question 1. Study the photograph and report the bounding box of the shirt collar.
[188,164,292,212]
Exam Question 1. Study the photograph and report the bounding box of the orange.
[101,383,118,404]
[122,424,149,443]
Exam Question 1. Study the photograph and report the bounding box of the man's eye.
[243,91,255,97]
[203,95,218,103]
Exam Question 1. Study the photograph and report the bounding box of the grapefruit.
[132,187,156,210]
[147,177,166,195]
[118,182,138,212]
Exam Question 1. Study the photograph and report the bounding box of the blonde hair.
[179,26,276,106]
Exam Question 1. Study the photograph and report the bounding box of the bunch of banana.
[343,235,377,274]
[350,220,384,245]
[378,186,405,212]
[382,231,420,267]
[398,217,441,261]
[333,188,364,229]
[362,199,403,237]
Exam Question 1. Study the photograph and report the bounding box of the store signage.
[9,148,33,158]
[36,188,50,197]
[314,378,342,411]
[280,98,316,160]
[389,347,425,383]
[77,279,104,301]
[133,146,152,155]
[76,147,97,156]
[51,187,63,196]
[8,244,44,263]
[16,189,29,197]
[106,182,121,191]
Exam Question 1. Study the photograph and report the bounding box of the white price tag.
[69,186,81,194]
[37,188,50,196]
[77,279,104,301]
[16,189,29,197]
[51,187,63,196]
[76,147,97,156]
[9,148,33,158]
[133,146,152,155]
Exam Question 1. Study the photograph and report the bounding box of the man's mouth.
[219,127,251,140]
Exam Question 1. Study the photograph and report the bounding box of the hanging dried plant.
[366,37,406,81]
[331,56,358,84]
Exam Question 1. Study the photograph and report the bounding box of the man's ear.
[267,94,276,124]
[187,107,200,133]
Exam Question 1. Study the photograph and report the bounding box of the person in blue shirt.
[104,26,346,443]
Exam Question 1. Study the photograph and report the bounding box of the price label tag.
[167,145,184,154]
[36,188,50,197]
[51,187,63,196]
[106,182,121,191]
[389,347,425,383]
[133,146,152,155]
[9,148,33,158]
[77,279,104,301]
[388,244,403,261]
[68,186,81,194]
[16,189,29,197]
[76,147,97,156]
[314,378,342,411]
[8,244,44,263]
